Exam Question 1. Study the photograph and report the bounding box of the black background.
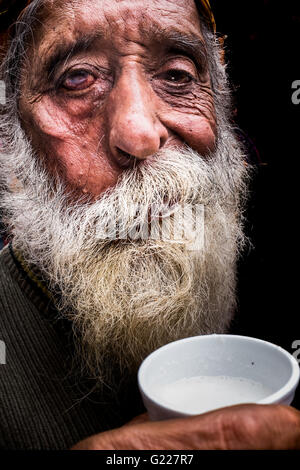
[210,1,300,407]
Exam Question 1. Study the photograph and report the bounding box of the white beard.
[0,122,250,387]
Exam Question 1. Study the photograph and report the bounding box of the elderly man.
[0,0,299,450]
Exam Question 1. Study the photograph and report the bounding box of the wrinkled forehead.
[31,0,204,56]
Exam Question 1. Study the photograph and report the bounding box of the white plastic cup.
[138,334,300,421]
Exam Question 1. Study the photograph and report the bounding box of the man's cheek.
[27,131,92,187]
[38,137,121,196]
[28,98,92,139]
[22,110,93,182]
[22,99,105,165]
[161,111,217,155]
[20,97,123,195]
[21,94,103,146]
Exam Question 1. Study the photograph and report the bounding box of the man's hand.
[71,404,300,450]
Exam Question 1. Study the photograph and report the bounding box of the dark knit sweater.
[0,245,144,450]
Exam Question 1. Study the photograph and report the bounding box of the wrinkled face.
[19,0,216,199]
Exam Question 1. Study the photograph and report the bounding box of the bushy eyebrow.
[147,28,208,70]
[41,32,102,79]
[40,28,208,79]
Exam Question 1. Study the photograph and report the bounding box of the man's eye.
[161,69,194,84]
[61,71,95,91]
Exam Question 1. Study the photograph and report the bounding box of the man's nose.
[108,70,168,166]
